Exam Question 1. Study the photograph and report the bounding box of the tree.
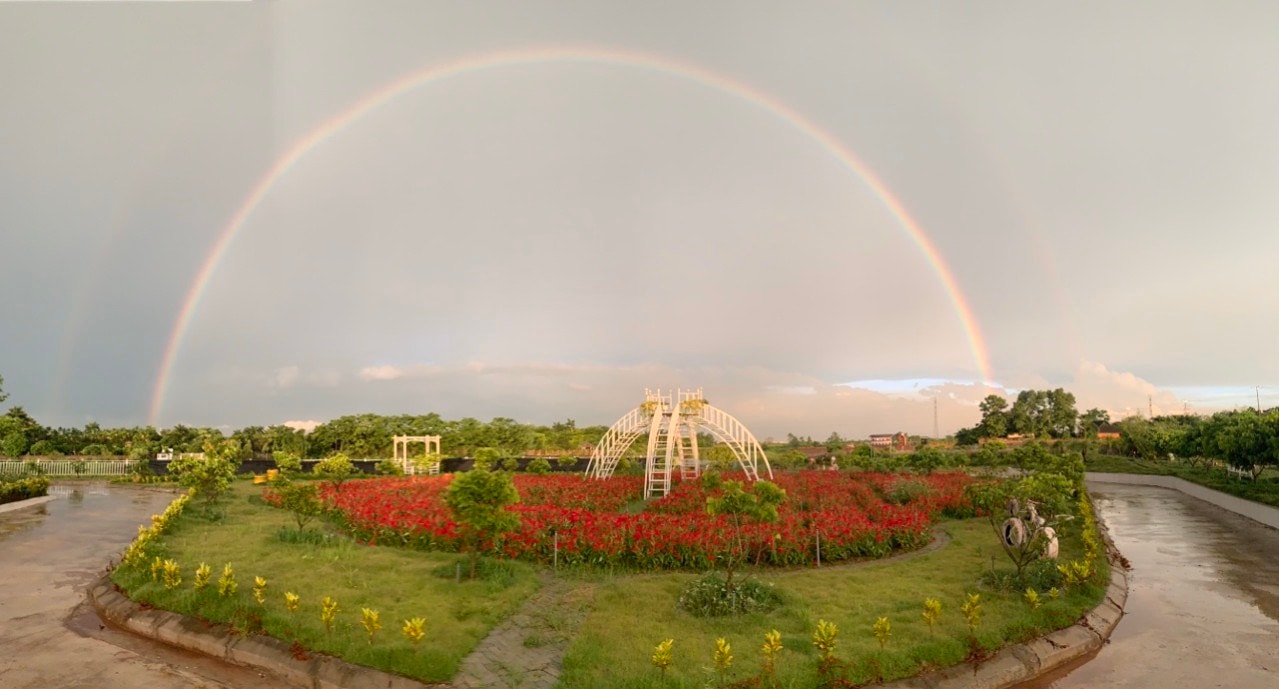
[0,373,7,405]
[170,438,239,516]
[704,476,786,590]
[1079,409,1110,438]
[907,446,948,474]
[443,469,521,578]
[823,432,846,454]
[314,453,355,492]
[273,479,324,531]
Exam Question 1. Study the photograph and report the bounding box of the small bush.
[0,476,51,505]
[376,458,404,476]
[526,457,552,475]
[884,479,931,505]
[499,456,521,472]
[556,455,577,470]
[983,557,1064,592]
[677,572,783,617]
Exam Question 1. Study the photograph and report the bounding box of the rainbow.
[148,45,992,425]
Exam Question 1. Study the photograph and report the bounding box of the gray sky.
[2,1,1277,438]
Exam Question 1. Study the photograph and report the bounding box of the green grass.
[1087,453,1279,508]
[113,482,1108,687]
[559,518,1106,689]
[111,483,540,682]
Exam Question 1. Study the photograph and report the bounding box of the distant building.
[869,432,910,451]
[1096,424,1121,440]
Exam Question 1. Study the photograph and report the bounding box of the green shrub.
[272,479,324,531]
[376,458,404,475]
[526,457,551,475]
[556,455,577,470]
[271,450,303,474]
[29,440,61,457]
[499,456,521,472]
[314,453,356,490]
[884,479,932,505]
[677,572,782,617]
[0,476,51,504]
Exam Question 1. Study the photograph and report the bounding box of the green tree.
[170,438,240,516]
[907,446,948,474]
[1078,409,1110,439]
[0,373,7,405]
[273,479,324,531]
[704,476,786,590]
[443,469,521,578]
[314,453,356,492]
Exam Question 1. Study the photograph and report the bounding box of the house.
[1096,424,1121,440]
[869,433,910,451]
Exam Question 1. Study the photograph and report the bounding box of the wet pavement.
[1019,482,1279,688]
[0,483,291,689]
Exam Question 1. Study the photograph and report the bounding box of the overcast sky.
[2,2,1277,439]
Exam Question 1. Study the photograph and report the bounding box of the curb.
[882,497,1129,689]
[89,577,438,689]
[0,494,57,513]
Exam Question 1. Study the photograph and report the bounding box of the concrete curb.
[881,497,1130,689]
[89,577,439,689]
[0,494,57,513]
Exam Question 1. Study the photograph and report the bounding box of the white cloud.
[271,365,300,389]
[282,419,321,432]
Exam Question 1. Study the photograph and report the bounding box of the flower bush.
[307,471,975,571]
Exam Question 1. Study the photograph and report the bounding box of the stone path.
[451,573,597,689]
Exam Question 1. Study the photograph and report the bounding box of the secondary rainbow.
[148,45,993,425]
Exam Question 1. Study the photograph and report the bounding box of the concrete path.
[0,482,295,689]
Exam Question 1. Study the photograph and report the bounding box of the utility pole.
[933,397,939,439]
[1257,386,1262,412]
[1148,395,1153,418]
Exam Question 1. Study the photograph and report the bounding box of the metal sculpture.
[585,388,772,499]
[1001,497,1060,560]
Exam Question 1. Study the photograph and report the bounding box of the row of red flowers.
[301,471,975,570]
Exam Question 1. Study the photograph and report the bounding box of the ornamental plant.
[217,564,237,597]
[872,616,891,650]
[961,593,982,638]
[169,437,240,516]
[921,597,942,634]
[651,638,674,675]
[760,630,783,685]
[443,468,520,579]
[193,562,212,591]
[252,576,267,605]
[150,556,163,582]
[361,608,381,644]
[712,638,733,687]
[1024,588,1041,609]
[284,591,300,614]
[161,559,181,589]
[402,617,426,646]
[812,619,838,662]
[320,596,339,633]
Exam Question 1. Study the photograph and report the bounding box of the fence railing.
[0,459,139,477]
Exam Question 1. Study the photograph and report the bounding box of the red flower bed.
[316,471,975,570]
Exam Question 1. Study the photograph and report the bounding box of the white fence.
[0,458,140,477]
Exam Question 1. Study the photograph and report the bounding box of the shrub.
[444,468,521,578]
[376,458,404,476]
[677,572,782,617]
[314,453,355,491]
[29,440,61,457]
[472,448,500,472]
[80,444,110,457]
[273,479,324,531]
[556,455,577,470]
[884,479,931,505]
[271,450,303,474]
[526,457,552,475]
[169,439,239,516]
[0,476,50,505]
[499,456,521,472]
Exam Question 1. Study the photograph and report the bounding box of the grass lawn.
[111,481,541,682]
[113,478,1107,688]
[559,518,1105,688]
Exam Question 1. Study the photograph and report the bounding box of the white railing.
[0,459,140,477]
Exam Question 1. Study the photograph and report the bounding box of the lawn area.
[111,481,541,682]
[559,518,1105,688]
[112,473,1107,687]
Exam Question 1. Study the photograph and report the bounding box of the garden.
[109,444,1108,688]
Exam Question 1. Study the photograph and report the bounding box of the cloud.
[271,366,300,389]
[282,419,321,433]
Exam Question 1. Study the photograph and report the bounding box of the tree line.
[954,389,1111,445]
[1113,409,1279,479]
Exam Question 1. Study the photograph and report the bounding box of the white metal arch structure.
[586,388,773,499]
[394,435,442,476]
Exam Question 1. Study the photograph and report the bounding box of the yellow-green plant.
[713,638,733,687]
[760,629,783,682]
[1024,588,1041,609]
[217,563,236,597]
[284,591,300,614]
[193,562,212,591]
[651,638,674,675]
[252,576,267,605]
[320,596,339,633]
[872,616,891,650]
[812,619,838,662]
[402,617,426,646]
[1048,587,1060,599]
[922,597,942,635]
[150,555,163,582]
[161,559,181,589]
[961,593,982,637]
[361,608,381,644]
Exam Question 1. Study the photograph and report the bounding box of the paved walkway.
[0,483,295,689]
